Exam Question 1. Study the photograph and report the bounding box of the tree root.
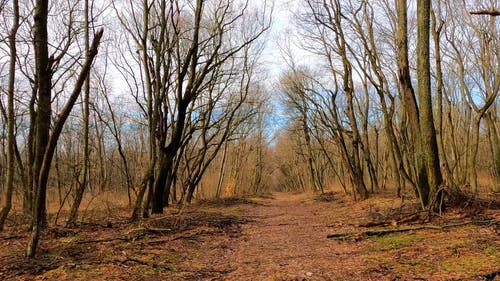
[327,220,499,240]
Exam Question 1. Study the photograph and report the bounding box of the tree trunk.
[417,0,443,207]
[301,108,320,192]
[31,0,52,232]
[431,8,454,187]
[94,115,107,192]
[468,117,481,193]
[131,163,153,221]
[335,2,368,199]
[396,0,429,206]
[27,28,103,258]
[25,92,36,214]
[152,92,190,213]
[0,0,19,231]
[485,113,500,192]
[152,152,172,213]
[216,141,228,198]
[67,0,91,226]
[27,0,52,247]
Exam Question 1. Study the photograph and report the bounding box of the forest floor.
[0,191,499,281]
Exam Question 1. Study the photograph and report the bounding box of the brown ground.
[0,192,499,281]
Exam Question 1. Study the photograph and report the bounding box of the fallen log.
[327,220,499,240]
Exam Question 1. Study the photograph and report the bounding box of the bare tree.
[280,69,324,193]
[0,0,19,231]
[66,0,92,227]
[296,0,370,198]
[115,0,271,214]
[26,0,104,257]
[396,0,426,200]
[416,0,442,207]
[444,1,500,193]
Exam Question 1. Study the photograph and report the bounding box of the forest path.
[224,192,364,280]
[2,192,497,280]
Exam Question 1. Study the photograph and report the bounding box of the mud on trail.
[0,192,498,280]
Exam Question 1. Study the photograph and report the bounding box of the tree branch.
[470,10,500,16]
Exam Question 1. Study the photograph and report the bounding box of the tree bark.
[396,0,429,206]
[417,0,443,207]
[31,0,52,229]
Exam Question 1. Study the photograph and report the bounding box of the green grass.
[441,254,493,275]
[477,240,499,258]
[371,234,423,250]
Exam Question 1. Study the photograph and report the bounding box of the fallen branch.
[126,227,172,235]
[172,234,201,241]
[114,257,151,266]
[327,220,498,240]
[113,257,172,270]
[126,227,172,240]
[76,237,129,244]
[470,10,500,16]
[1,235,25,241]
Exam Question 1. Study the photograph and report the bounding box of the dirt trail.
[1,192,498,280]
[222,192,499,281]
[225,192,365,281]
